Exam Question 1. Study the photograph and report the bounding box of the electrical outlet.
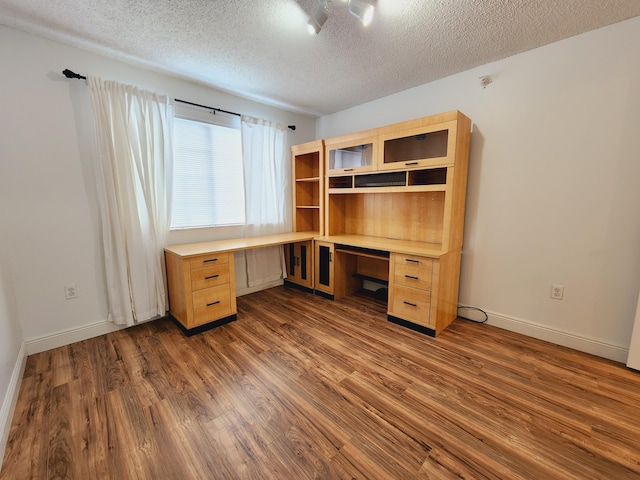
[550,284,564,300]
[65,284,78,300]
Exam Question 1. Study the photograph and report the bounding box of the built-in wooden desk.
[313,234,461,336]
[164,231,317,335]
[166,110,470,337]
[166,231,461,337]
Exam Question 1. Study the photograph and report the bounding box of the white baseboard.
[0,341,27,471]
[484,310,629,363]
[25,319,131,356]
[24,280,286,356]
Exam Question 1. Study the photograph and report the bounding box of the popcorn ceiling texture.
[1,0,639,116]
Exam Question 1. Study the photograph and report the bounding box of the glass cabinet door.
[326,136,375,174]
[378,120,457,170]
[329,143,373,171]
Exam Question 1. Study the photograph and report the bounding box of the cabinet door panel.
[377,121,457,171]
[300,243,309,281]
[285,241,313,289]
[315,242,334,295]
[318,245,331,286]
[285,243,296,277]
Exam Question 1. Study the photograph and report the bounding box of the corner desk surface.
[164,231,318,258]
[164,232,446,259]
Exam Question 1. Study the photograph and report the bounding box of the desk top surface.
[164,231,317,257]
[165,232,447,259]
[315,235,445,258]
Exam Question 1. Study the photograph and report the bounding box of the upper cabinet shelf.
[327,167,448,193]
[325,111,466,181]
[322,110,471,252]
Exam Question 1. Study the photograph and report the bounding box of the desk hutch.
[165,110,471,336]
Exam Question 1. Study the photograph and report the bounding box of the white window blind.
[170,113,245,229]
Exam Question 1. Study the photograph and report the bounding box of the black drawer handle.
[204,258,218,263]
[406,259,419,263]
[403,301,417,307]
[405,275,419,280]
[205,274,219,280]
[405,162,419,166]
[206,301,221,307]
[344,168,354,172]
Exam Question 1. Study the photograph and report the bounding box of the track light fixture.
[307,0,375,34]
[307,1,329,34]
[348,0,375,26]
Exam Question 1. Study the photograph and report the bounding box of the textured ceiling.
[1,0,639,116]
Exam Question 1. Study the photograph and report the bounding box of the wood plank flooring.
[2,286,640,479]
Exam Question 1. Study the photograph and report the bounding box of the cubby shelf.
[327,185,447,194]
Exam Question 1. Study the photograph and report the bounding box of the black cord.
[457,305,488,324]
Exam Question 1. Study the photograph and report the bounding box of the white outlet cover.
[551,284,564,300]
[65,284,78,299]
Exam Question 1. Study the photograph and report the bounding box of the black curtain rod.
[62,69,296,131]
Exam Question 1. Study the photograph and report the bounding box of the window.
[170,109,245,229]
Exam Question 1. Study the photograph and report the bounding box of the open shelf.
[296,181,320,207]
[408,167,447,186]
[328,167,448,194]
[294,152,321,180]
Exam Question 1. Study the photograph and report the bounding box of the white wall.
[0,25,317,353]
[0,227,26,469]
[318,17,640,361]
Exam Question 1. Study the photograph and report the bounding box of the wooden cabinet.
[319,110,471,336]
[284,240,313,290]
[165,251,237,334]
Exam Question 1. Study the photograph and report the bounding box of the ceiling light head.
[308,4,329,34]
[349,0,374,26]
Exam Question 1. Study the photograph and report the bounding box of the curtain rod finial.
[63,69,86,80]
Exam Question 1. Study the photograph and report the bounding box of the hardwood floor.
[2,286,640,479]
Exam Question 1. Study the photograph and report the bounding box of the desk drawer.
[394,263,432,291]
[192,285,232,326]
[390,284,431,326]
[189,252,229,270]
[191,264,230,291]
[394,253,433,269]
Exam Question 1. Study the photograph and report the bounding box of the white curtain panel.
[88,76,173,326]
[241,115,290,287]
